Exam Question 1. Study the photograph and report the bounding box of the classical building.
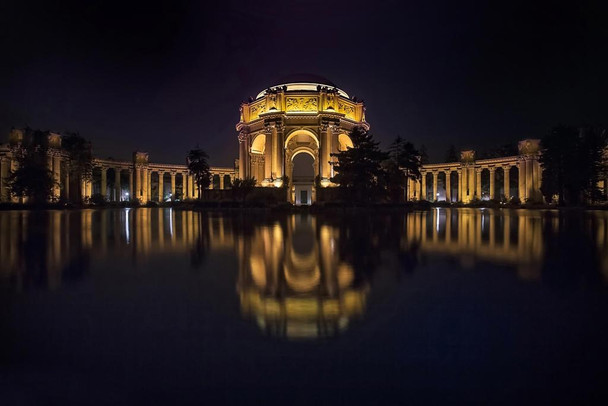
[412,139,544,203]
[236,74,367,204]
[0,128,236,203]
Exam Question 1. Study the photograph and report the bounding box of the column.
[158,172,164,202]
[526,157,533,200]
[0,159,7,202]
[475,168,482,200]
[504,166,510,199]
[238,131,249,179]
[115,169,121,202]
[53,155,61,199]
[518,160,527,202]
[489,167,495,200]
[219,175,224,190]
[457,169,462,202]
[432,172,438,202]
[135,167,141,200]
[421,172,427,200]
[445,171,451,202]
[264,128,272,182]
[129,170,134,200]
[276,124,285,179]
[189,174,195,198]
[100,168,107,199]
[142,168,149,202]
[170,173,176,200]
[147,170,152,202]
[64,170,70,202]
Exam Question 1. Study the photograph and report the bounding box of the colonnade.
[408,140,544,203]
[0,133,237,203]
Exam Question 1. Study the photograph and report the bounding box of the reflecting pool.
[1,208,608,404]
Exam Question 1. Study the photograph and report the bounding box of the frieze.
[286,97,318,112]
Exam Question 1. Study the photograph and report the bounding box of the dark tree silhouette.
[383,136,421,202]
[540,125,607,205]
[8,130,56,203]
[330,126,388,202]
[62,132,93,203]
[419,144,430,164]
[187,147,211,199]
[444,145,459,162]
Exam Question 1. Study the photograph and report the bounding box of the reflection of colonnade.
[404,208,546,279]
[410,140,544,203]
[0,129,237,203]
[236,215,368,339]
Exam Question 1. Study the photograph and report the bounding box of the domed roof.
[274,73,337,87]
[255,74,348,99]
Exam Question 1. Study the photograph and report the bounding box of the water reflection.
[1,208,608,337]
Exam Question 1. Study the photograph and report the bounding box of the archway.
[338,133,353,151]
[292,150,315,205]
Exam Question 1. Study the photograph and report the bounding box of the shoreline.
[1,200,607,212]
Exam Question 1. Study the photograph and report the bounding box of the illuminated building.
[236,74,367,204]
[0,128,236,203]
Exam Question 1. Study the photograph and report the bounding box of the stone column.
[504,166,510,199]
[457,169,462,202]
[129,170,134,200]
[432,172,438,202]
[190,174,195,198]
[489,167,495,200]
[135,167,141,200]
[115,169,121,202]
[147,171,152,201]
[170,173,176,200]
[219,174,224,190]
[142,168,149,202]
[264,127,272,182]
[158,172,164,202]
[0,158,7,202]
[421,172,427,200]
[475,168,482,200]
[238,130,249,179]
[518,160,527,202]
[53,155,61,199]
[526,157,533,200]
[100,167,107,199]
[276,124,285,179]
[445,171,451,202]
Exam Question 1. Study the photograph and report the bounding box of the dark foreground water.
[1,208,608,405]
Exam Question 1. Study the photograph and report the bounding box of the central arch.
[284,129,320,149]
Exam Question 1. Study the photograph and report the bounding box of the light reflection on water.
[1,208,608,339]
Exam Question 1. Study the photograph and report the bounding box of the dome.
[274,74,337,87]
[255,73,349,99]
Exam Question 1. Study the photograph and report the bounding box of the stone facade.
[236,78,368,204]
[0,129,237,203]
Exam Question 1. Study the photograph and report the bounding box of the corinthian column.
[421,172,427,200]
[489,167,495,200]
[504,166,510,199]
[158,172,164,202]
[445,171,451,202]
[115,169,121,202]
[238,130,249,179]
[432,172,438,202]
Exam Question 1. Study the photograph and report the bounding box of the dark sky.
[1,0,606,165]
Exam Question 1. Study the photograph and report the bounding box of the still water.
[1,208,608,404]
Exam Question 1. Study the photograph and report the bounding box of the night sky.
[1,0,606,166]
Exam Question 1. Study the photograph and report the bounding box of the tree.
[330,126,388,202]
[444,145,459,163]
[62,132,93,203]
[540,125,607,205]
[385,136,421,201]
[419,144,430,165]
[231,177,256,201]
[187,147,211,199]
[8,130,56,203]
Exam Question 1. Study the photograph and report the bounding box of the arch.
[338,133,354,151]
[291,147,316,161]
[284,128,320,148]
[250,133,266,154]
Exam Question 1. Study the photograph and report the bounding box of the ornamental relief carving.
[250,102,266,120]
[338,101,355,118]
[286,97,318,112]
